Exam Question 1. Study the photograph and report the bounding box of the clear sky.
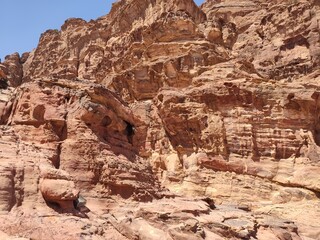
[0,0,205,61]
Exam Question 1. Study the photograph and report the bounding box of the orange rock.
[0,0,319,239]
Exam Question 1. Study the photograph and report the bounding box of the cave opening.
[124,121,135,144]
[0,78,8,89]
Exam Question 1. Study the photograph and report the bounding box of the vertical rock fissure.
[55,143,62,169]
[52,115,68,169]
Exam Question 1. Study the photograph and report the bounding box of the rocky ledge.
[0,0,319,239]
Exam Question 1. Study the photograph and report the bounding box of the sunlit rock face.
[0,0,319,239]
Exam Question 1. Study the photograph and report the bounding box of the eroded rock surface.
[0,0,319,239]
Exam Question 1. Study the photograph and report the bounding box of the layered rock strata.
[0,0,319,239]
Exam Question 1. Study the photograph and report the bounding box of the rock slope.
[0,0,319,239]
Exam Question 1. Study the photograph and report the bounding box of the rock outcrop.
[0,0,319,239]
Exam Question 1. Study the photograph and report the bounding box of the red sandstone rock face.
[0,0,320,239]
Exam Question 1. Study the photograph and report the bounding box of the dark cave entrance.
[124,121,135,144]
[0,78,8,89]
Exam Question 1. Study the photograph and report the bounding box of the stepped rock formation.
[0,0,320,239]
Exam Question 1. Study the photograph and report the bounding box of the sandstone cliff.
[0,0,319,239]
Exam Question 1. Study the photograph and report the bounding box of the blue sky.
[0,0,205,61]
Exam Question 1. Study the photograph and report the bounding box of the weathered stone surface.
[106,198,303,240]
[1,53,23,87]
[40,179,79,201]
[0,0,319,239]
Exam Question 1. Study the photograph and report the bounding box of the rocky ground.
[0,0,319,239]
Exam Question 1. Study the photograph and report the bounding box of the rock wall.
[0,0,319,239]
